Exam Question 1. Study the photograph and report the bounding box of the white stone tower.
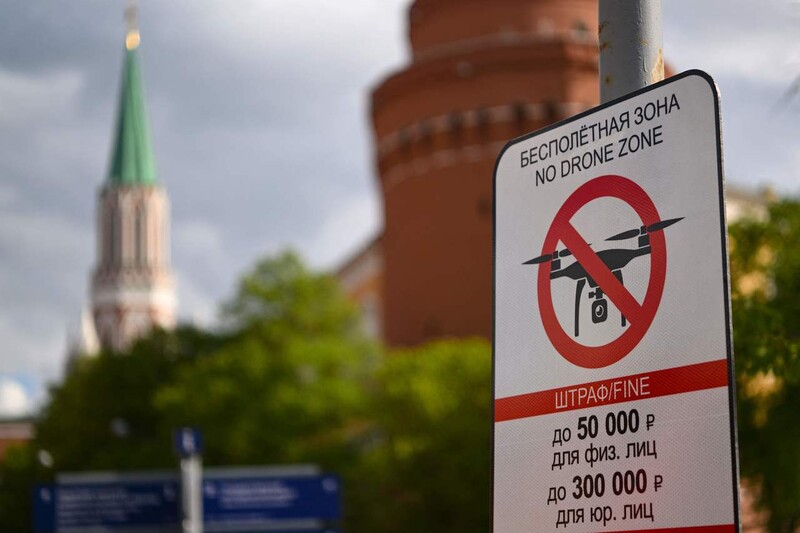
[91,6,175,351]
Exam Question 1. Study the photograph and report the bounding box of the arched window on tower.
[418,120,432,148]
[397,128,411,158]
[447,112,464,140]
[97,311,117,351]
[135,205,147,266]
[150,207,159,268]
[544,101,559,123]
[512,102,527,131]
[108,203,119,267]
[476,107,489,138]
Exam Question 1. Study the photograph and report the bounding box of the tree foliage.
[0,326,221,533]
[0,249,496,533]
[730,199,800,532]
[157,252,376,469]
[0,445,39,532]
[35,327,217,472]
[0,251,380,532]
[351,339,492,532]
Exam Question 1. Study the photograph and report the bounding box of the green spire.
[107,14,157,187]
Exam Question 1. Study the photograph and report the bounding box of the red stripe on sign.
[495,359,729,422]
[600,526,735,533]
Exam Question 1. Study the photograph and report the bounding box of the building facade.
[0,420,34,461]
[336,236,384,339]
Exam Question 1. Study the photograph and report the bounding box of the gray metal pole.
[599,0,664,104]
[181,454,203,533]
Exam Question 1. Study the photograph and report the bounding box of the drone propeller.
[523,246,587,264]
[606,217,684,241]
[523,253,553,265]
[559,247,586,258]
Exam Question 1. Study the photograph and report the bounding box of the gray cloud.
[0,0,406,387]
[664,0,800,190]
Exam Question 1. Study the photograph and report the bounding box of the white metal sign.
[493,71,739,532]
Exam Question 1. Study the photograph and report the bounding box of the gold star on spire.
[124,1,140,50]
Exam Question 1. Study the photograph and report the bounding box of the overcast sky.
[0,0,798,417]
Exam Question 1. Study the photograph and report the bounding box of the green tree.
[0,250,375,532]
[0,445,40,533]
[155,334,375,467]
[0,326,219,533]
[351,339,492,533]
[222,250,361,342]
[35,326,219,471]
[0,251,493,533]
[730,199,800,532]
[155,251,377,527]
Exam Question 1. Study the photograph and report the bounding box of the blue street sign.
[174,427,203,457]
[33,479,180,533]
[32,467,340,532]
[208,529,338,533]
[228,530,339,533]
[203,474,341,529]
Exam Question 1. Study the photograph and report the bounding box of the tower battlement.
[407,0,597,60]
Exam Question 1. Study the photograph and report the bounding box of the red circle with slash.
[537,175,667,368]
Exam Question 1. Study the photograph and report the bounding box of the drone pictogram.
[524,217,682,337]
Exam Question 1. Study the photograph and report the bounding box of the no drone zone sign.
[492,71,740,532]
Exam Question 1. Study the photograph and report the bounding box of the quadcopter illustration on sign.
[523,217,683,337]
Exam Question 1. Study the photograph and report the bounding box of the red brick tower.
[371,0,600,346]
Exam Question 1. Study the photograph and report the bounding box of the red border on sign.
[494,358,729,422]
[601,526,735,533]
[538,175,667,368]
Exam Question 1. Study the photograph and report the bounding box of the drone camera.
[551,259,561,270]
[638,234,649,248]
[591,298,608,324]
